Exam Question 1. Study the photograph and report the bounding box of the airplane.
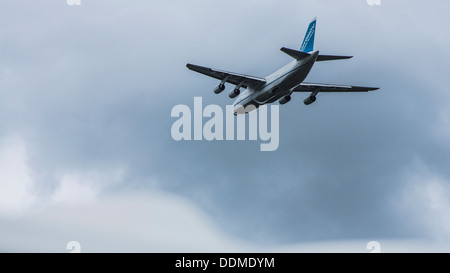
[186,17,379,114]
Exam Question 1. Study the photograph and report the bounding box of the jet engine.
[213,84,225,94]
[279,95,291,105]
[229,88,240,99]
[303,95,316,105]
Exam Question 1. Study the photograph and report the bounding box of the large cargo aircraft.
[187,18,379,114]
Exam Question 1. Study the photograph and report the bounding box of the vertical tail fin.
[300,17,316,53]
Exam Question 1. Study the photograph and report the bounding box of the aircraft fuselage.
[233,51,319,114]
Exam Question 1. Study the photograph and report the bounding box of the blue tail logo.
[300,18,316,53]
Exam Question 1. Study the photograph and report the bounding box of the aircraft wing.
[186,63,266,89]
[292,82,379,92]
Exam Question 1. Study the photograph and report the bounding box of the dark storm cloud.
[1,0,450,251]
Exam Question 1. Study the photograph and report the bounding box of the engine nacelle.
[213,84,225,94]
[303,95,316,105]
[279,95,291,105]
[229,88,240,99]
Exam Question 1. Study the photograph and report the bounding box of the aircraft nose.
[233,104,243,114]
[233,103,258,115]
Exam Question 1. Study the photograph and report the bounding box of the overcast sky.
[1,0,450,252]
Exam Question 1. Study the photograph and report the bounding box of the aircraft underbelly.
[254,61,314,104]
[284,66,310,88]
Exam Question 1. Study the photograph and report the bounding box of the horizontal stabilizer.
[280,47,310,60]
[316,55,353,61]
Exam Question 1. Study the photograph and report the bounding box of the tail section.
[300,17,316,53]
[298,17,353,62]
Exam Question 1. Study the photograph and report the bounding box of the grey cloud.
[1,0,450,251]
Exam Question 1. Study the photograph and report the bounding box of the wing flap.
[186,63,266,89]
[292,82,379,92]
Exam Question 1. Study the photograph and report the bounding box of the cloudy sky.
[1,0,450,252]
